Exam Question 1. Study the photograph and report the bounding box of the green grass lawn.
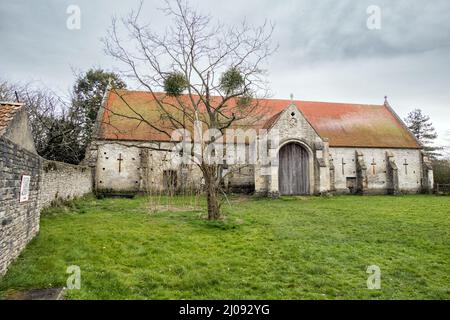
[0,195,449,300]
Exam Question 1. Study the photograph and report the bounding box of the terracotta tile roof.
[297,101,421,148]
[98,90,421,149]
[262,111,283,130]
[0,102,24,136]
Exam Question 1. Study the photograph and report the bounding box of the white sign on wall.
[20,175,31,203]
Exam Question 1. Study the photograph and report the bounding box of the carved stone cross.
[341,158,346,175]
[117,153,124,173]
[371,158,376,175]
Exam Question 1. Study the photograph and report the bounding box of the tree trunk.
[203,165,221,220]
[206,179,220,220]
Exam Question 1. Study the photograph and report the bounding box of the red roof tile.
[98,90,421,149]
[0,102,24,136]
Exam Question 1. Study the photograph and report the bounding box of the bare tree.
[0,80,15,101]
[104,0,276,220]
[0,79,84,164]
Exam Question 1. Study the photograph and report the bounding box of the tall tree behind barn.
[72,68,126,158]
[404,108,442,159]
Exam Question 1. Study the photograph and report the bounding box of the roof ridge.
[108,89,384,107]
[383,100,422,148]
[100,89,421,149]
[294,100,384,107]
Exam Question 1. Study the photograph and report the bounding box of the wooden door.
[278,143,309,195]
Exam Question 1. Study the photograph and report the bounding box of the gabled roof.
[0,102,24,136]
[294,101,421,148]
[97,90,421,149]
[262,111,283,130]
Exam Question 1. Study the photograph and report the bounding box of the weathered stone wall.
[228,165,255,193]
[0,137,93,277]
[38,160,93,209]
[276,104,323,145]
[95,141,190,193]
[95,142,141,193]
[2,108,37,154]
[94,141,253,194]
[140,142,203,193]
[329,147,423,194]
[0,137,41,276]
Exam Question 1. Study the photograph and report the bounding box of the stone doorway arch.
[278,143,310,195]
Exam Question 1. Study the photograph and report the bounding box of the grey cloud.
[271,0,450,64]
[0,0,449,144]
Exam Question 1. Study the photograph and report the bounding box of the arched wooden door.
[278,143,310,195]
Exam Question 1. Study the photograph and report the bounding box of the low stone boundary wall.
[38,160,93,209]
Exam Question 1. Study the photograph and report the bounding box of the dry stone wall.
[0,137,41,276]
[38,160,93,209]
[0,137,93,276]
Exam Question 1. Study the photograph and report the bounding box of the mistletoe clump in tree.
[164,72,188,97]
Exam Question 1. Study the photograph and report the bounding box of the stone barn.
[85,89,434,196]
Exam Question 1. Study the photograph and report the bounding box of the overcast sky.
[1,0,449,145]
